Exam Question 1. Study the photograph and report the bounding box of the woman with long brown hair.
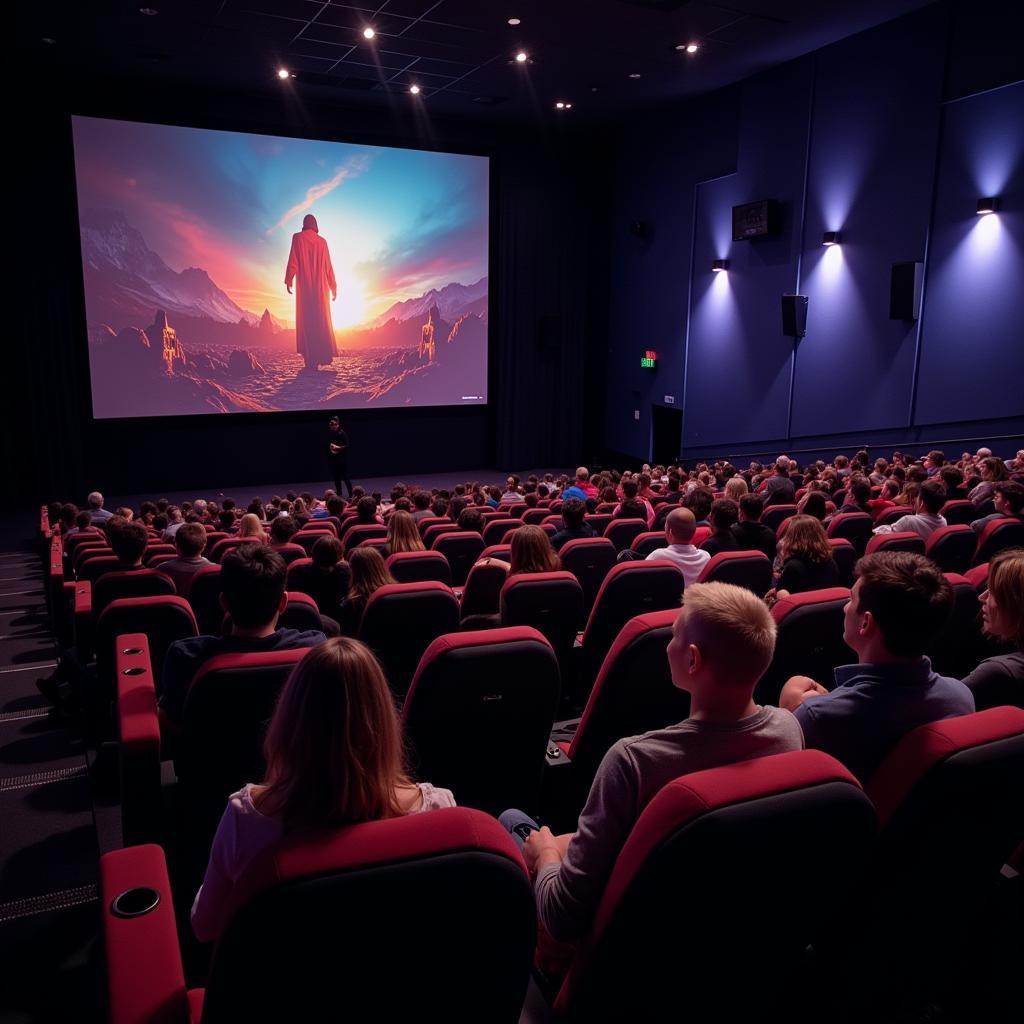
[765,514,840,606]
[476,524,562,576]
[386,509,425,555]
[191,637,454,942]
[338,546,397,636]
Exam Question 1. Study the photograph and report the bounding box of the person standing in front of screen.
[285,214,338,371]
[328,415,352,499]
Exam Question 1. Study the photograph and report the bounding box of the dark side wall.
[8,72,608,504]
[604,2,1024,465]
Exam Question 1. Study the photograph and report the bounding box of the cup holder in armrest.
[121,667,147,676]
[120,647,144,655]
[111,886,161,918]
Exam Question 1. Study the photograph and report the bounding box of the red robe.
[285,228,338,366]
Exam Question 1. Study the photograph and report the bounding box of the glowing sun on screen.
[333,269,368,329]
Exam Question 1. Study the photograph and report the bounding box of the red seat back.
[386,550,453,587]
[431,531,485,587]
[209,537,264,564]
[499,571,584,680]
[422,522,461,547]
[603,518,647,552]
[924,524,976,574]
[865,531,925,557]
[482,519,521,546]
[558,538,617,616]
[973,518,1024,566]
[826,513,873,555]
[343,525,387,556]
[827,537,857,587]
[761,504,798,532]
[403,627,560,815]
[925,573,982,678]
[696,550,773,595]
[93,569,176,622]
[187,564,224,636]
[939,500,976,526]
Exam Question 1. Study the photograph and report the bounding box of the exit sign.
[640,349,657,369]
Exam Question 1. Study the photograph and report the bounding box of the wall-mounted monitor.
[732,199,780,241]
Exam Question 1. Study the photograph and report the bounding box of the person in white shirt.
[645,507,711,587]
[873,479,946,542]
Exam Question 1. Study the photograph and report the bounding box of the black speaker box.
[889,261,924,320]
[781,294,808,338]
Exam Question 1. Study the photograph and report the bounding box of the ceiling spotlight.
[363,27,376,39]
[675,42,699,53]
[41,36,57,44]
[822,230,840,246]
[712,258,729,272]
[409,84,421,95]
[628,73,642,79]
[515,51,528,63]
[555,102,565,109]
[976,196,998,215]
[139,7,159,14]
[508,17,521,25]
[565,103,572,109]
[277,68,290,80]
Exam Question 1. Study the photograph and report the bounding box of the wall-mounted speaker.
[889,261,924,320]
[781,294,808,338]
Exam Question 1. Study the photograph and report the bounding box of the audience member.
[162,506,185,542]
[481,525,561,575]
[338,546,397,636]
[561,468,598,503]
[550,498,597,551]
[289,536,351,621]
[386,509,426,555]
[731,494,777,560]
[504,582,801,943]
[456,507,485,535]
[86,491,113,524]
[237,513,265,540]
[765,515,840,605]
[684,486,714,527]
[968,457,1009,507]
[191,637,455,942]
[873,479,947,540]
[701,499,741,557]
[160,546,325,732]
[780,552,972,783]
[970,481,1024,532]
[269,516,298,548]
[760,459,796,506]
[644,507,710,587]
[106,517,149,570]
[961,549,1024,710]
[158,523,211,598]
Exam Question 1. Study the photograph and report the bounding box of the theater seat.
[864,531,925,556]
[973,517,1024,566]
[629,531,667,558]
[101,810,535,1023]
[544,751,875,1022]
[577,562,684,702]
[522,508,550,526]
[415,516,449,538]
[819,708,1024,1013]
[403,627,560,816]
[827,538,857,588]
[278,592,324,632]
[558,538,617,616]
[826,512,873,555]
[359,582,460,700]
[500,572,584,684]
[550,609,686,818]
[387,550,453,586]
[482,518,521,546]
[762,504,798,533]
[926,573,982,679]
[459,559,508,625]
[208,537,264,563]
[188,565,224,636]
[963,563,988,592]
[939,499,977,526]
[342,524,387,556]
[756,588,852,706]
[925,524,976,574]
[432,531,485,587]
[696,550,772,595]
[422,522,461,547]
[874,505,914,527]
[93,569,176,622]
[603,518,647,553]
[270,543,308,565]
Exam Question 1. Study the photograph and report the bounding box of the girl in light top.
[191,637,454,942]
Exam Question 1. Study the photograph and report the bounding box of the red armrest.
[101,844,190,1024]
[73,580,94,661]
[117,636,164,847]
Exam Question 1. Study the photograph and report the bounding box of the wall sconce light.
[822,230,840,246]
[711,258,728,272]
[976,197,998,215]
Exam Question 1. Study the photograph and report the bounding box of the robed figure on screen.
[285,214,338,369]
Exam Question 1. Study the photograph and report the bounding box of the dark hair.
[270,516,299,544]
[356,496,379,524]
[918,479,946,515]
[312,535,344,570]
[411,490,431,511]
[175,523,207,558]
[710,498,739,531]
[457,507,484,534]
[854,552,953,657]
[108,518,148,564]
[848,478,872,506]
[220,545,287,629]
[618,498,645,520]
[801,492,828,521]
[686,487,714,522]
[561,497,587,529]
[739,494,764,521]
[75,510,93,530]
[995,481,1024,514]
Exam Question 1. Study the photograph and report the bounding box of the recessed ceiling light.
[139,7,158,14]
[515,51,528,63]
[508,17,521,26]
[629,73,642,79]
[277,68,290,80]
[363,27,375,39]
[41,37,57,44]
[684,42,700,54]
[409,84,421,95]
[555,102,565,109]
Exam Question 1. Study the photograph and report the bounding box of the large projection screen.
[71,116,489,419]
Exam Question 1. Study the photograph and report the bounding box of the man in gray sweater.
[508,582,803,944]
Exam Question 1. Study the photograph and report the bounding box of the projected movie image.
[71,116,489,418]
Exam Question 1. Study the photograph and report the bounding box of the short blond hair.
[724,477,749,501]
[681,581,777,685]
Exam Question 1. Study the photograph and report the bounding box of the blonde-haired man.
[502,582,803,943]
